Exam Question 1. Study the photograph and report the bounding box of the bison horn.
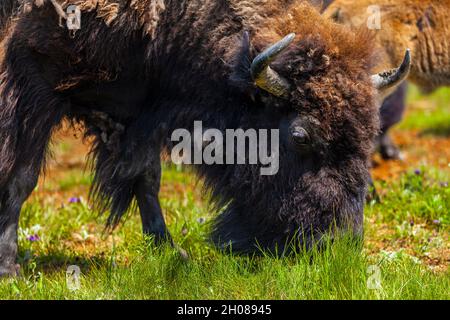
[372,49,411,100]
[251,33,296,98]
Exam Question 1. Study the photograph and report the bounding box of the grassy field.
[0,86,448,300]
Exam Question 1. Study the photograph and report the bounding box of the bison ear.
[372,49,411,103]
[229,31,255,94]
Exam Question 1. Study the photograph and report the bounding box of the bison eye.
[291,127,311,146]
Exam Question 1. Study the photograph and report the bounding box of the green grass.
[1,235,448,300]
[368,169,450,227]
[57,172,92,191]
[1,169,446,300]
[0,87,449,300]
[400,85,450,134]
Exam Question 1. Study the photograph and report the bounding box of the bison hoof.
[380,141,402,160]
[143,230,173,247]
[174,245,190,261]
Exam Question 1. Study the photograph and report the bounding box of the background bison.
[0,0,409,277]
[324,0,450,159]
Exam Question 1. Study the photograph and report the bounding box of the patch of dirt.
[32,124,91,206]
[365,217,449,273]
[370,128,449,272]
[372,129,450,181]
[47,123,91,174]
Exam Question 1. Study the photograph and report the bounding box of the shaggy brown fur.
[0,0,20,41]
[25,0,377,103]
[325,0,450,93]
[0,0,391,275]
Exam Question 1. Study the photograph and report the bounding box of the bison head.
[208,15,410,254]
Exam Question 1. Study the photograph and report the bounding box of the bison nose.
[291,127,310,146]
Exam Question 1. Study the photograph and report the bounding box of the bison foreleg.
[0,116,63,278]
[0,165,41,278]
[0,39,67,277]
[377,83,407,160]
[133,152,172,245]
[134,166,188,260]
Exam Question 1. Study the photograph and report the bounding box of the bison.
[0,0,409,277]
[324,0,450,159]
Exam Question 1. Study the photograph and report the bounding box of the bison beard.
[0,0,408,275]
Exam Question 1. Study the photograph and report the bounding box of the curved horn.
[251,33,296,98]
[372,49,411,99]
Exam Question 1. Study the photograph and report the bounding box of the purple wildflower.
[414,169,421,175]
[27,234,40,242]
[69,197,81,204]
[433,220,441,226]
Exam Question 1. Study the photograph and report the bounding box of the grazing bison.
[0,0,409,276]
[324,0,450,159]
